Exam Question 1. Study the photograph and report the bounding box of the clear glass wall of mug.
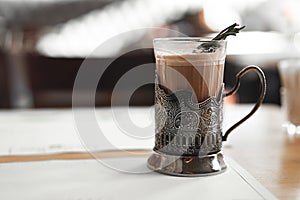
[154,38,226,103]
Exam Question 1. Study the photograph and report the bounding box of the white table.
[0,105,280,199]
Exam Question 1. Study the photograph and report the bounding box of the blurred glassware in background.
[279,59,300,134]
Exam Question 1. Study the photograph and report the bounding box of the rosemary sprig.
[212,23,245,40]
[196,23,245,53]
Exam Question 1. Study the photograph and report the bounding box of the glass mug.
[279,59,300,134]
[148,38,266,176]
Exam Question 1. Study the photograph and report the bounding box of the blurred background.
[0,0,300,108]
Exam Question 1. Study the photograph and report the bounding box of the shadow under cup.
[279,59,300,134]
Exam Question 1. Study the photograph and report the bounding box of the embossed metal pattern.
[154,83,224,156]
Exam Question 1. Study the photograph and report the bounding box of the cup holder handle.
[222,65,267,141]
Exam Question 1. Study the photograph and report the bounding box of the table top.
[0,105,298,199]
[222,105,300,200]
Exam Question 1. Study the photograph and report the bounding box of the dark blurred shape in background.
[0,0,300,108]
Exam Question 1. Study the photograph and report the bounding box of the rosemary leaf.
[212,23,245,40]
[196,23,245,53]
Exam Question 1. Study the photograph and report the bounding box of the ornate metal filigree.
[154,84,224,156]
